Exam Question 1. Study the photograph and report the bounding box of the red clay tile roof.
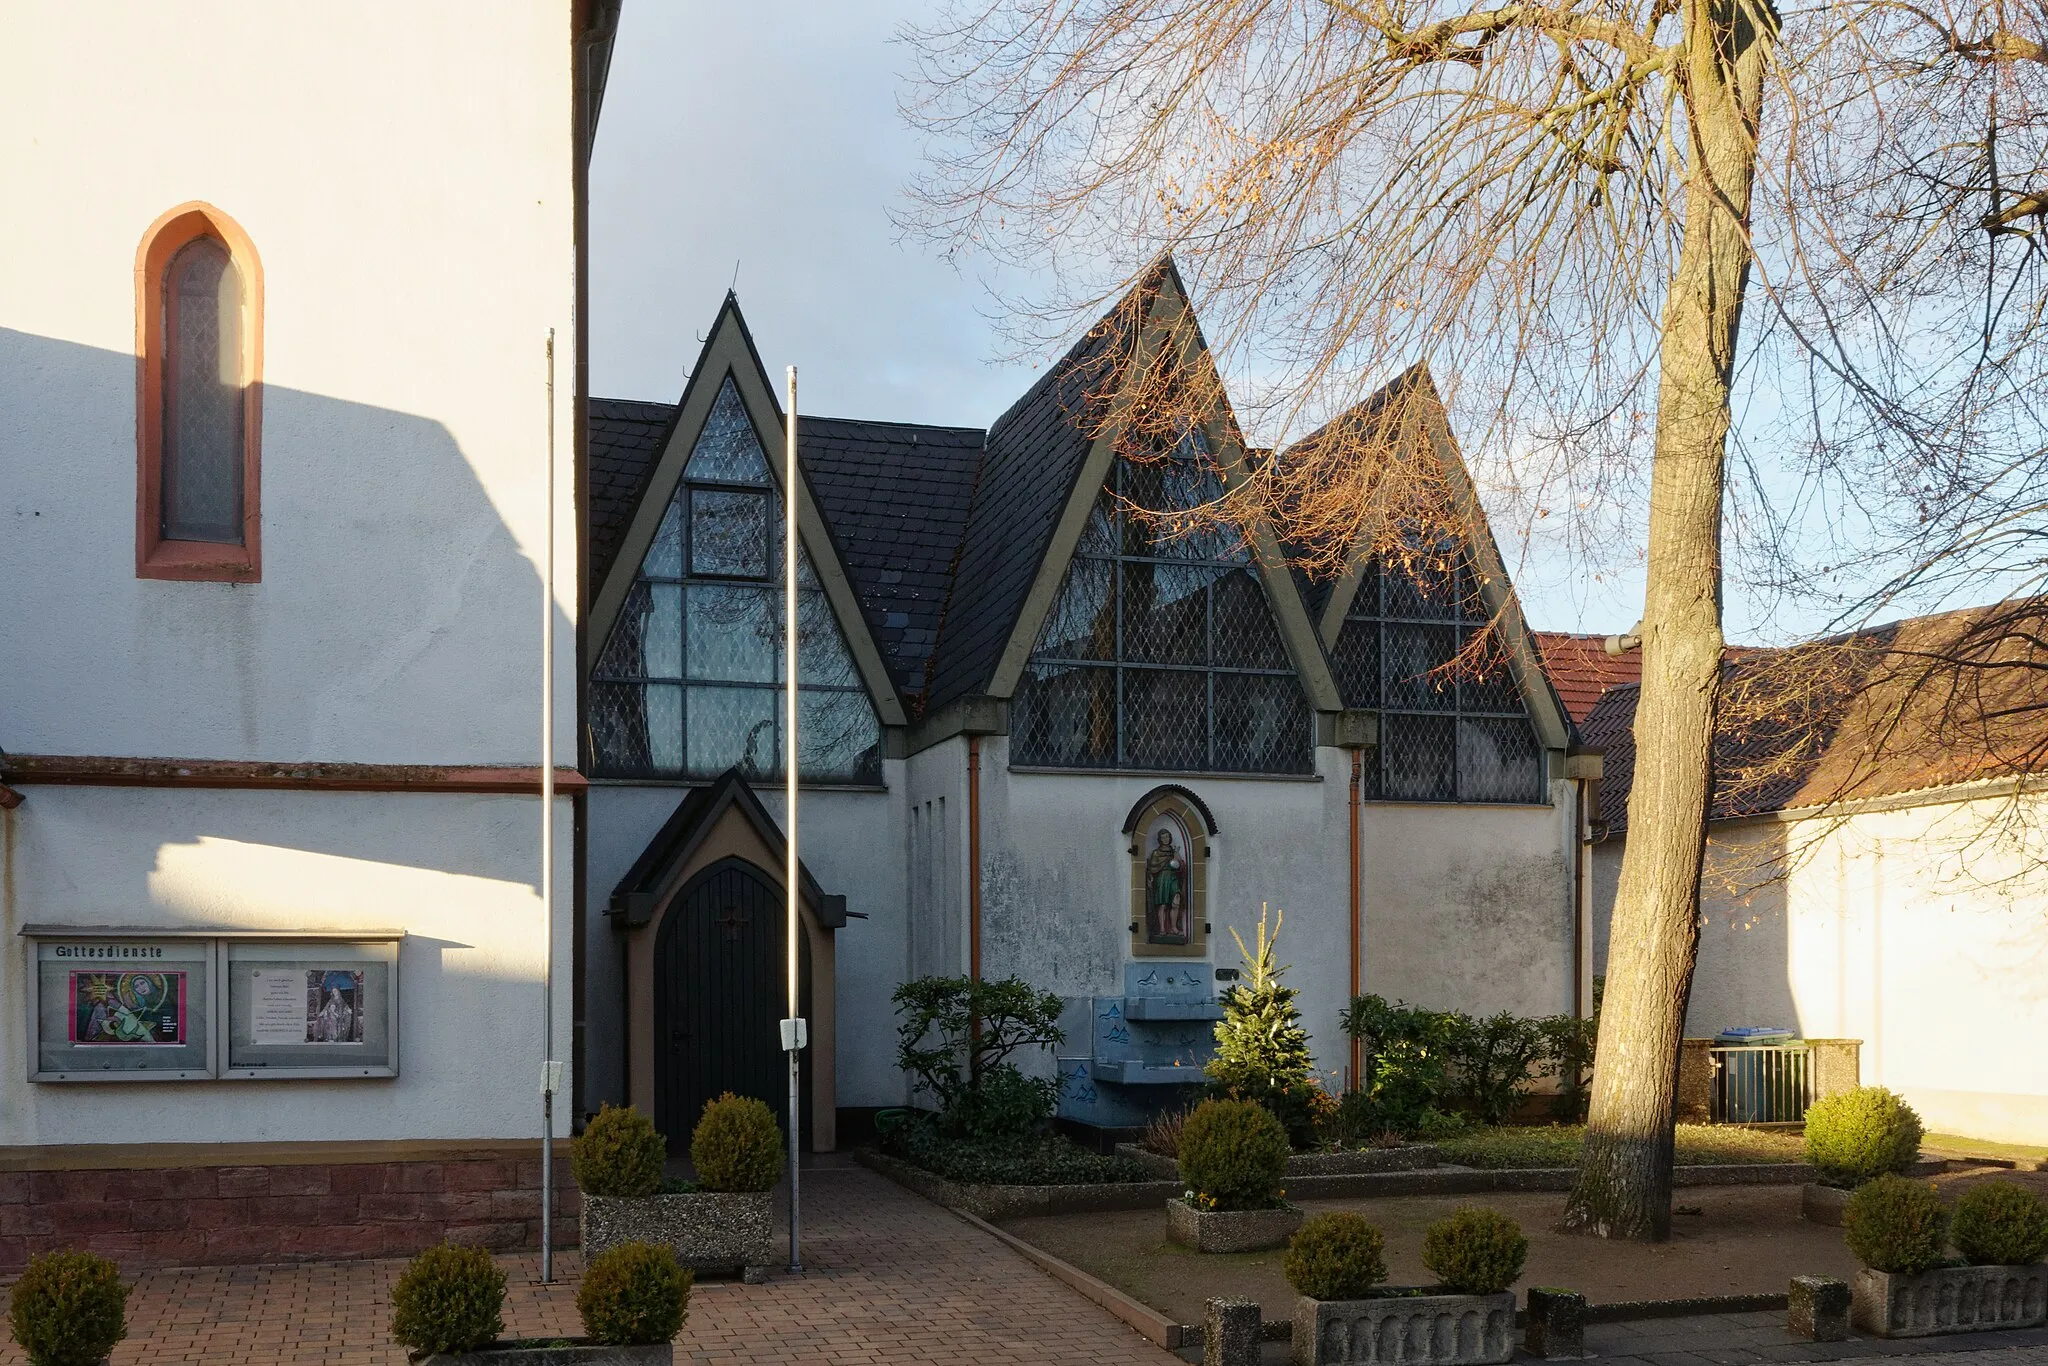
[1584,601,2048,832]
[1534,632,1644,723]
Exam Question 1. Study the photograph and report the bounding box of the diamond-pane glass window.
[1010,447,1312,773]
[1336,552,1546,803]
[162,236,245,544]
[589,376,882,783]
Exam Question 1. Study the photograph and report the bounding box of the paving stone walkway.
[0,1158,1181,1366]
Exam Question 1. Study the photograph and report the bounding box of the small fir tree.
[1207,905,1313,1137]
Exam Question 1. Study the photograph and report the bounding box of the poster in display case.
[224,939,397,1078]
[23,928,401,1082]
[33,937,213,1080]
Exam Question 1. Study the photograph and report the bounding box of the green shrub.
[1422,1207,1528,1295]
[1178,1097,1289,1211]
[881,1115,1147,1184]
[691,1092,783,1193]
[892,975,1066,1140]
[390,1243,506,1355]
[577,1241,690,1345]
[1952,1181,2048,1266]
[1284,1212,1387,1300]
[1844,1175,1951,1274]
[574,1103,667,1198]
[1804,1087,1923,1188]
[8,1250,128,1366]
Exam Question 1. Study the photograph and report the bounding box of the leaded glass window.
[1333,553,1546,803]
[161,235,245,544]
[1010,448,1313,773]
[589,377,883,783]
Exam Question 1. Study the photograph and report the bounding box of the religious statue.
[1145,827,1189,945]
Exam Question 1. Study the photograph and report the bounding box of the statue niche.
[1127,790,1210,958]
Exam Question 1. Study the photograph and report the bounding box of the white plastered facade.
[0,4,580,1145]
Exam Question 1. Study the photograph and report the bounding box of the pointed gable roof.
[921,280,1153,712]
[1287,367,1574,751]
[588,397,681,588]
[607,766,841,924]
[583,293,909,729]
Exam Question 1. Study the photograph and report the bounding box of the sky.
[588,3,1652,638]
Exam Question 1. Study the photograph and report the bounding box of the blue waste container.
[1715,1027,1798,1122]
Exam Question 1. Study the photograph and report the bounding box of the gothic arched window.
[136,203,262,580]
[589,377,883,782]
[1330,552,1545,803]
[1010,444,1313,774]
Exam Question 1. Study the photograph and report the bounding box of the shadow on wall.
[0,325,568,773]
[1589,821,1798,1037]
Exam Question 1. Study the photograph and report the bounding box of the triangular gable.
[584,294,908,729]
[606,766,838,924]
[1302,369,1572,752]
[937,260,1340,716]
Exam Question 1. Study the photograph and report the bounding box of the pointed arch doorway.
[614,768,841,1152]
[652,856,811,1151]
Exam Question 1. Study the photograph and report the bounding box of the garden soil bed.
[998,1184,1863,1329]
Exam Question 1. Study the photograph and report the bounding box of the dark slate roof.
[588,397,679,586]
[923,288,1151,710]
[799,417,986,695]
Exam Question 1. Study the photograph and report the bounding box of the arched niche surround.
[1126,786,1213,958]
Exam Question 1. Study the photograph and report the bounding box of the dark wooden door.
[653,857,808,1151]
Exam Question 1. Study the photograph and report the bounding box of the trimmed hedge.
[574,1103,667,1198]
[1179,1098,1289,1211]
[1953,1181,2048,1266]
[691,1092,783,1194]
[1844,1175,1950,1275]
[8,1250,128,1366]
[390,1243,506,1355]
[578,1240,690,1345]
[1284,1212,1387,1300]
[1422,1207,1528,1295]
[1804,1087,1923,1189]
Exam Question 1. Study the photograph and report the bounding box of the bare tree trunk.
[1563,0,1777,1242]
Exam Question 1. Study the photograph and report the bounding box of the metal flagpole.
[781,365,804,1274]
[540,330,559,1283]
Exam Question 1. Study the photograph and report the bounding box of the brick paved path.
[0,1159,1181,1366]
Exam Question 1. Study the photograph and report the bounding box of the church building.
[580,267,1596,1148]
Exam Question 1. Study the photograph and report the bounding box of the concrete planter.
[1291,1290,1517,1366]
[1851,1263,2048,1338]
[1165,1198,1303,1253]
[1116,1144,1438,1182]
[581,1191,774,1283]
[1801,1183,1851,1227]
[414,1343,672,1365]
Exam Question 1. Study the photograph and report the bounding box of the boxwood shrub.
[578,1240,691,1345]
[1179,1098,1289,1211]
[389,1243,506,1355]
[574,1103,667,1198]
[692,1093,783,1193]
[1284,1212,1387,1301]
[1844,1175,1951,1275]
[1952,1181,2048,1266]
[1804,1087,1923,1189]
[1422,1207,1528,1295]
[8,1249,128,1366]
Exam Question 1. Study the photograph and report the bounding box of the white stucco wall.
[1591,791,2048,1145]
[0,787,572,1145]
[0,6,580,1146]
[581,773,911,1114]
[1361,782,1577,1022]
[0,4,578,763]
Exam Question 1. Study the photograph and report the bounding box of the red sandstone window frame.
[135,202,264,582]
